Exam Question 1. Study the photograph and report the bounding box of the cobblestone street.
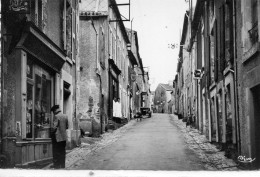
[169,114,239,170]
[43,114,239,170]
[44,119,137,169]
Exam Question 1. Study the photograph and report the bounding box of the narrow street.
[66,114,206,170]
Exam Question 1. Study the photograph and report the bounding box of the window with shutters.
[117,38,120,68]
[224,1,233,66]
[109,29,113,59]
[72,8,76,62]
[210,35,215,84]
[65,1,72,59]
[213,23,218,82]
[249,0,258,44]
[201,22,205,69]
[219,4,225,77]
[218,1,233,72]
[114,36,117,64]
[30,0,43,30]
[252,0,258,27]
[99,27,105,67]
[209,0,215,21]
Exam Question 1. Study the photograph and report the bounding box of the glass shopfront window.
[26,58,53,139]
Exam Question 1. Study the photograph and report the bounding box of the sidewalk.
[43,119,137,169]
[169,114,239,170]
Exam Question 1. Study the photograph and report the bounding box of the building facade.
[0,0,79,167]
[154,84,174,114]
[237,0,260,168]
[127,29,147,115]
[0,0,149,168]
[77,0,133,135]
[175,0,260,169]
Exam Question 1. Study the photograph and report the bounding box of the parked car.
[140,107,152,118]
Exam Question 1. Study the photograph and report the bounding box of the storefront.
[2,22,66,167]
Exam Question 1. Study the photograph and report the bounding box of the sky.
[117,0,190,91]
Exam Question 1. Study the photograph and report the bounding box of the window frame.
[25,58,54,140]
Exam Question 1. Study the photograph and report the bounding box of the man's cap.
[51,105,60,112]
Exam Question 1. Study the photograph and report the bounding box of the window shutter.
[228,1,234,65]
[99,27,105,66]
[72,8,76,61]
[219,5,225,77]
[224,3,231,66]
[214,22,218,82]
[206,35,211,87]
[38,0,43,30]
[63,0,67,50]
[31,0,36,25]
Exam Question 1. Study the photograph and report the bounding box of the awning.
[109,59,121,76]
[16,22,66,72]
[128,50,138,66]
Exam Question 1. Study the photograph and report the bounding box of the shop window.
[26,58,53,139]
[26,83,33,138]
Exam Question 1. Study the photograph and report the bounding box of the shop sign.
[193,69,202,80]
[7,0,30,14]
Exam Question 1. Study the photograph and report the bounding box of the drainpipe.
[232,0,241,155]
[90,18,103,135]
[0,0,3,155]
[75,3,79,147]
[131,18,134,49]
[91,19,98,70]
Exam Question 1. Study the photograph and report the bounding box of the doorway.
[63,81,71,115]
[251,85,260,168]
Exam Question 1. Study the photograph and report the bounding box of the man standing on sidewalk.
[51,105,68,169]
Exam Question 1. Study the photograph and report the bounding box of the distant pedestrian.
[50,105,68,169]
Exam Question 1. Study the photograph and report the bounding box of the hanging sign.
[8,0,30,14]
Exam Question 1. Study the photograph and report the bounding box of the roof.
[110,0,130,44]
[190,0,205,50]
[159,84,174,91]
[180,11,189,46]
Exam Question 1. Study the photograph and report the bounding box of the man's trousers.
[52,137,66,169]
